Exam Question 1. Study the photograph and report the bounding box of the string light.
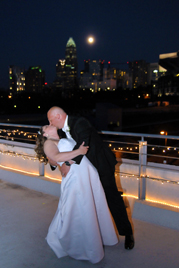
[122,193,138,199]
[145,198,179,209]
[1,126,178,155]
[0,150,38,161]
[0,128,37,142]
[116,171,179,186]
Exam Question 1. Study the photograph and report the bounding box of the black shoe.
[125,235,134,250]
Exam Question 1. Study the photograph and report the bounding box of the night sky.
[1,0,179,88]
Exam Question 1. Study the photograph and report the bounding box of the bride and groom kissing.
[35,106,134,264]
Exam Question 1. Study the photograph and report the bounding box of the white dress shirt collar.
[62,115,69,132]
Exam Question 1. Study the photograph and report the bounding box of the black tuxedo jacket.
[58,116,117,186]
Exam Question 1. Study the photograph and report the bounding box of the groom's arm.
[71,117,92,164]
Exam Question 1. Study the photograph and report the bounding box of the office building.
[9,65,25,95]
[128,60,148,88]
[25,66,45,93]
[158,52,179,96]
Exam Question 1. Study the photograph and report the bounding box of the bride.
[35,125,118,264]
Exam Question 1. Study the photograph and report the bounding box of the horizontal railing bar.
[101,131,179,140]
[0,137,36,143]
[104,140,139,146]
[147,144,179,149]
[0,123,41,129]
[147,153,179,160]
[114,150,139,155]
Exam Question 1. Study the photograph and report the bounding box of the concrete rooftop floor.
[1,179,179,268]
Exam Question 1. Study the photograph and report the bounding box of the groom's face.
[48,112,63,129]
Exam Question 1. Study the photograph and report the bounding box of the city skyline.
[0,0,179,89]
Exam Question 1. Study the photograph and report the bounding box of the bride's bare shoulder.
[44,139,55,148]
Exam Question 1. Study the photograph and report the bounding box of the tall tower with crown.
[65,37,78,89]
[55,37,78,91]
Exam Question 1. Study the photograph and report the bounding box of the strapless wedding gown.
[46,138,118,264]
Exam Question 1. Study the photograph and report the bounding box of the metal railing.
[1,124,179,203]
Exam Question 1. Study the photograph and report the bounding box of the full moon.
[87,36,94,44]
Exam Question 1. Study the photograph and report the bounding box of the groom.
[47,106,134,250]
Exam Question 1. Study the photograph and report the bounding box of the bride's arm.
[43,140,88,163]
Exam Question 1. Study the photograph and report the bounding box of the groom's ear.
[56,113,61,119]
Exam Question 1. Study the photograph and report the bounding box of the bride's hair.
[35,127,48,164]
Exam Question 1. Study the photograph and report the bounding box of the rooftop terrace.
[1,180,179,268]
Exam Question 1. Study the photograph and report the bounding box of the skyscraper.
[54,37,78,91]
[65,37,78,89]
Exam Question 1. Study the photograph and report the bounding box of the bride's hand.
[79,142,89,155]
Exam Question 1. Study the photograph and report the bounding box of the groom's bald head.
[47,106,67,129]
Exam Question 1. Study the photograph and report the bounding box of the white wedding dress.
[46,138,118,264]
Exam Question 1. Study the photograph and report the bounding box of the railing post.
[138,140,147,200]
[39,162,44,176]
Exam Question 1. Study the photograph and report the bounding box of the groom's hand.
[60,162,71,177]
